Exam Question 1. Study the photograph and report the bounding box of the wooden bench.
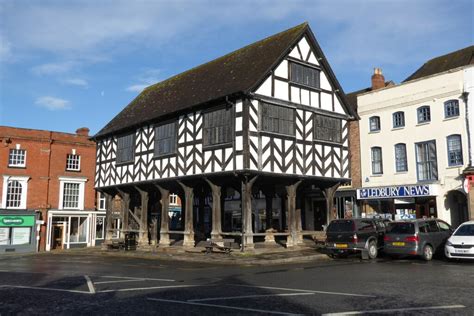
[106,240,125,250]
[204,238,234,254]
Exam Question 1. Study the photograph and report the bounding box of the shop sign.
[357,185,436,200]
[0,215,35,227]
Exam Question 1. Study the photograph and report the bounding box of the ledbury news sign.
[357,185,438,200]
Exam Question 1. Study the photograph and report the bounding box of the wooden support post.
[178,181,195,247]
[295,194,304,244]
[155,185,170,247]
[204,178,222,240]
[286,180,302,248]
[134,186,149,247]
[242,175,258,250]
[263,189,274,230]
[323,183,341,224]
[117,189,130,233]
[104,192,114,242]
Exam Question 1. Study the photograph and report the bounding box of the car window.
[418,223,428,233]
[454,224,474,236]
[358,220,375,232]
[437,221,451,232]
[327,220,354,232]
[387,222,415,234]
[427,221,439,233]
[375,221,386,230]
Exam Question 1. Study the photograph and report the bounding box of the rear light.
[352,233,358,243]
[405,235,419,242]
[384,235,391,242]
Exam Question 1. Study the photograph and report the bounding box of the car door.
[437,220,452,244]
[427,220,442,251]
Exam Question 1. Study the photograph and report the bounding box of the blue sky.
[0,0,472,135]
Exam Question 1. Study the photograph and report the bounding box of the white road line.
[98,284,200,293]
[231,284,375,297]
[0,285,91,294]
[321,304,466,315]
[189,292,315,302]
[99,275,175,282]
[84,275,95,294]
[94,279,145,285]
[147,298,303,315]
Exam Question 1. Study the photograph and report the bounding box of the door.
[313,199,327,231]
[52,225,64,250]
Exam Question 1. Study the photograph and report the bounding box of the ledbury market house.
[93,23,358,250]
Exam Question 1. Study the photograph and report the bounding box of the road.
[0,252,472,315]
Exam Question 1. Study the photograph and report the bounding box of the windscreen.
[454,224,474,236]
[327,220,353,232]
[387,222,415,234]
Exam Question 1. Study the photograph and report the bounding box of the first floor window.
[260,102,295,136]
[59,177,86,210]
[116,133,135,164]
[447,135,463,166]
[98,192,106,210]
[8,148,26,167]
[96,216,105,240]
[314,114,342,143]
[2,176,29,209]
[371,147,383,174]
[203,107,233,146]
[369,116,380,132]
[395,143,408,172]
[6,180,22,208]
[66,154,81,171]
[63,183,80,209]
[393,111,405,128]
[416,140,438,181]
[155,121,177,156]
[417,106,431,123]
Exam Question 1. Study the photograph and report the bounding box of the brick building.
[0,126,104,252]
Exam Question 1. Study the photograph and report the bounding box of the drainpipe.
[462,92,471,167]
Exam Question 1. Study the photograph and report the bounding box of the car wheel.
[367,240,378,259]
[422,244,433,261]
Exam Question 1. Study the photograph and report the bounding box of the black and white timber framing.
[94,23,358,250]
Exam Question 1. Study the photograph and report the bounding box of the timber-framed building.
[93,23,358,250]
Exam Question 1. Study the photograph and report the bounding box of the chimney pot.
[371,67,385,90]
[76,127,90,136]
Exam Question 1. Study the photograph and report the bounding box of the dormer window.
[8,147,26,168]
[417,106,431,123]
[290,62,320,89]
[369,116,380,132]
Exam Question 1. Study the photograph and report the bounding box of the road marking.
[84,275,95,294]
[231,284,375,297]
[98,284,199,293]
[94,279,145,285]
[147,297,303,315]
[321,304,466,315]
[99,275,175,282]
[0,285,91,294]
[189,292,315,302]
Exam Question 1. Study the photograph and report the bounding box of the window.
[392,111,405,128]
[116,133,135,164]
[66,154,81,171]
[1,176,29,209]
[169,193,178,205]
[395,143,408,172]
[290,62,320,88]
[427,221,439,233]
[8,149,26,167]
[415,140,438,181]
[437,220,451,232]
[371,147,383,175]
[155,122,177,156]
[447,134,463,166]
[314,114,341,143]
[63,183,80,209]
[417,106,431,123]
[369,116,380,132]
[444,100,459,118]
[98,192,106,210]
[203,107,233,147]
[59,177,86,210]
[96,216,105,240]
[260,102,295,136]
[69,217,87,243]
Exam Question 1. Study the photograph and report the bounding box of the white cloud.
[63,78,88,87]
[126,84,150,93]
[31,61,76,75]
[126,68,161,93]
[35,96,71,111]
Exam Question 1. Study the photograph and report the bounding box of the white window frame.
[97,192,106,210]
[66,154,81,171]
[8,148,27,168]
[169,193,178,205]
[1,175,30,209]
[59,177,87,210]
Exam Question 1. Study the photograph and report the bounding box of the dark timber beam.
[178,181,195,248]
[242,175,258,250]
[103,192,114,242]
[263,188,274,230]
[134,186,149,247]
[116,189,130,233]
[323,183,341,223]
[204,178,222,239]
[286,180,302,248]
[155,184,170,247]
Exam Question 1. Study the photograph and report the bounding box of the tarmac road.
[0,252,472,315]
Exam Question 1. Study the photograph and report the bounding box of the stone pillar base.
[297,233,304,245]
[183,232,195,247]
[286,235,298,248]
[159,233,170,247]
[211,232,223,240]
[243,234,254,250]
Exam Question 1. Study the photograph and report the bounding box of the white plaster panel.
[235,100,243,113]
[298,37,310,61]
[301,89,310,106]
[321,71,332,91]
[321,92,333,111]
[274,60,288,79]
[255,76,272,97]
[308,52,319,65]
[310,91,319,108]
[289,46,301,59]
[236,136,243,151]
[236,116,243,132]
[236,155,243,170]
[274,79,289,101]
[291,86,300,104]
[334,96,345,114]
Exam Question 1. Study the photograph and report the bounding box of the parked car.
[384,219,452,261]
[325,218,386,259]
[445,220,474,260]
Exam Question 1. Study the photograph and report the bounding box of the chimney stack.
[76,127,90,137]
[371,67,385,90]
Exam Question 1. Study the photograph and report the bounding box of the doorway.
[52,224,64,250]
[312,199,327,231]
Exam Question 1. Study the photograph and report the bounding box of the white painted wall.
[464,67,474,166]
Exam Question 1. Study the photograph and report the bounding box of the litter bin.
[124,232,137,251]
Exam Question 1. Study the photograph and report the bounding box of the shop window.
[69,217,87,243]
[447,134,463,166]
[8,148,26,168]
[0,227,31,245]
[169,193,178,205]
[1,176,29,209]
[260,102,295,136]
[290,62,320,89]
[415,140,438,181]
[392,111,405,128]
[116,133,135,164]
[98,192,106,210]
[444,100,459,118]
[371,147,383,175]
[66,154,81,171]
[417,106,431,123]
[112,218,121,239]
[314,114,342,143]
[154,121,177,156]
[59,177,86,210]
[203,107,233,147]
[96,216,105,240]
[394,143,407,172]
[369,116,380,132]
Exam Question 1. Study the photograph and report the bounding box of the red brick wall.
[348,120,361,188]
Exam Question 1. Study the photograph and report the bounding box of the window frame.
[202,105,234,148]
[8,148,27,168]
[116,133,135,165]
[392,111,405,128]
[259,102,296,137]
[371,146,383,175]
[446,134,463,166]
[154,120,178,157]
[444,99,460,119]
[66,154,81,171]
[369,116,380,132]
[415,140,438,181]
[417,106,431,124]
[1,176,29,209]
[97,192,106,210]
[394,143,408,172]
[313,114,342,144]
[289,61,321,89]
[58,177,86,210]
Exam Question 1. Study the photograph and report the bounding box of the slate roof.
[404,45,474,82]
[95,22,355,139]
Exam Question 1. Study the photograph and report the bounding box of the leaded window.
[63,182,80,209]
[155,122,177,156]
[371,147,383,175]
[314,114,342,143]
[260,102,295,136]
[98,192,106,210]
[116,133,135,164]
[444,100,459,118]
[369,116,380,132]
[415,140,438,181]
[203,107,233,147]
[447,134,463,166]
[393,111,405,128]
[8,149,26,167]
[395,143,407,172]
[66,154,81,171]
[6,180,22,208]
[290,62,320,88]
[417,106,431,123]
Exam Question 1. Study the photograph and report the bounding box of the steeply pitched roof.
[346,81,394,112]
[404,45,474,82]
[95,23,310,139]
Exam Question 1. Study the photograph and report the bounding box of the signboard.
[0,215,35,227]
[11,227,31,245]
[357,185,437,200]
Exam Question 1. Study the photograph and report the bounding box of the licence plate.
[455,249,469,253]
[392,242,405,246]
[335,243,348,249]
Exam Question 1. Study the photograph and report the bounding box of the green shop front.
[0,211,38,253]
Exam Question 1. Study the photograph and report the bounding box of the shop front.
[0,211,38,253]
[45,210,106,251]
[357,184,439,220]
